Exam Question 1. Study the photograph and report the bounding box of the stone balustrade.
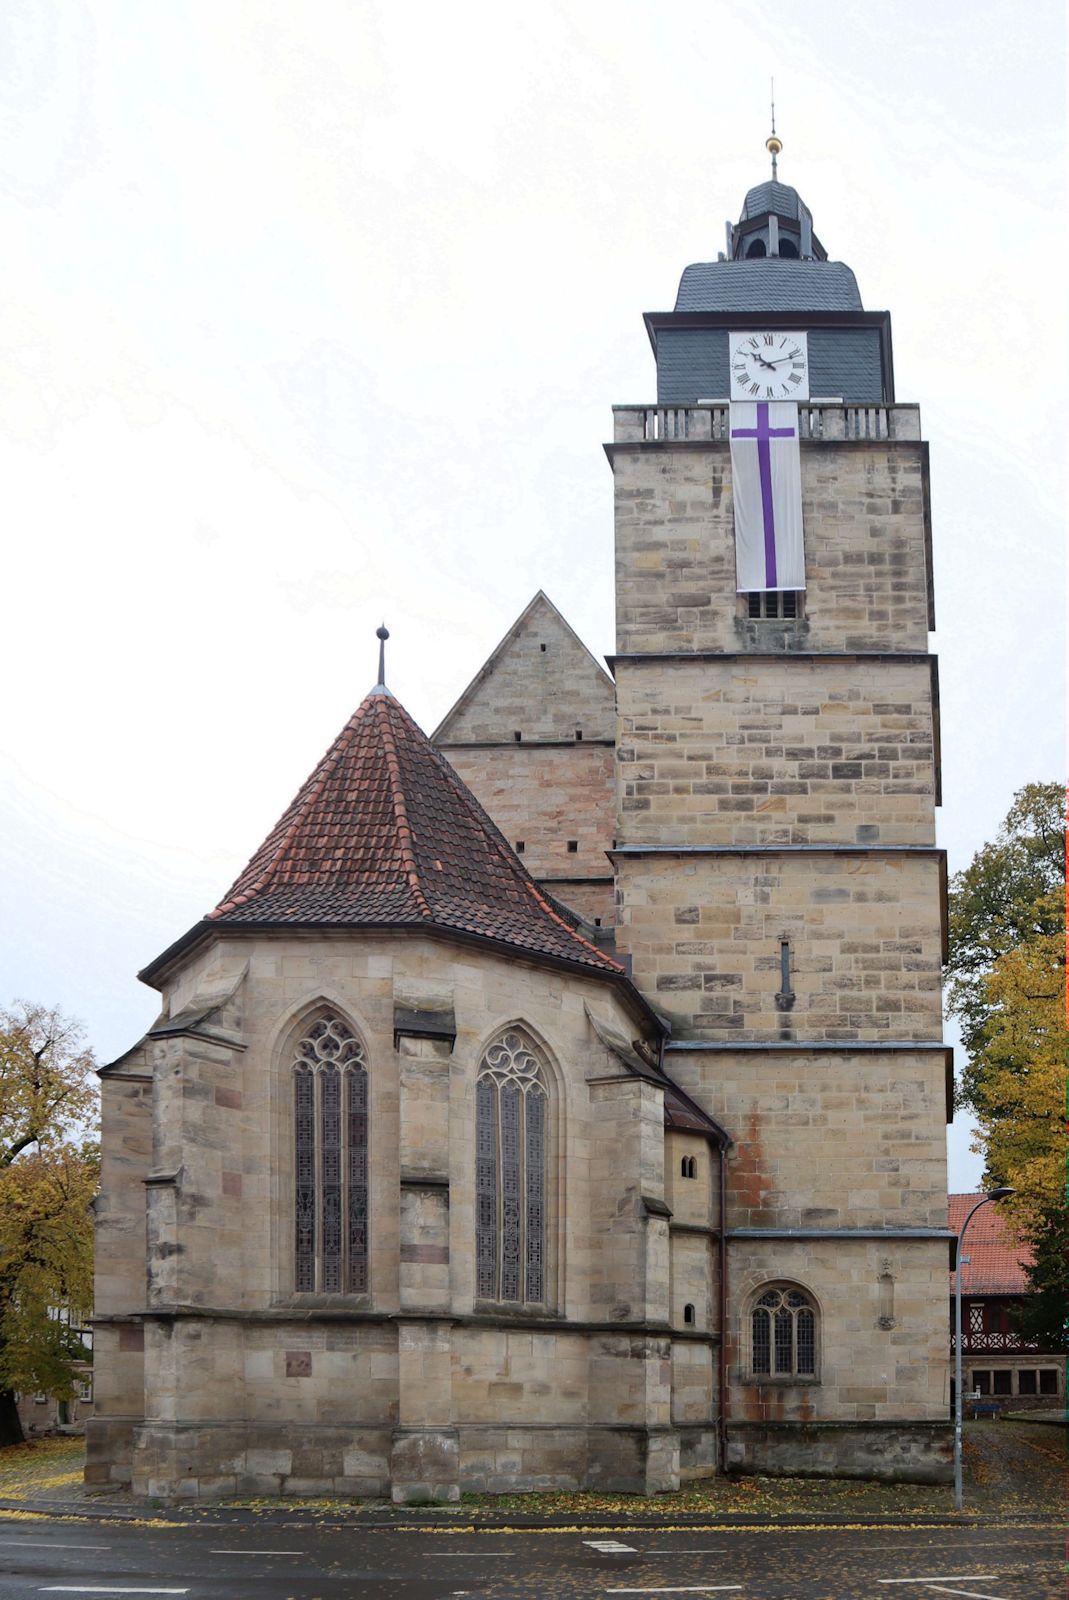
[613,402,922,444]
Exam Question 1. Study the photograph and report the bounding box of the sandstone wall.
[613,440,931,655]
[615,852,944,1039]
[617,656,937,847]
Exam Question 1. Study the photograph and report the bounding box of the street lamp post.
[953,1187,1015,1512]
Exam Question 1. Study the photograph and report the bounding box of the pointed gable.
[142,687,623,983]
[432,592,614,744]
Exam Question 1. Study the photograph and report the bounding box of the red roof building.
[948,1194,1031,1294]
[948,1194,1061,1409]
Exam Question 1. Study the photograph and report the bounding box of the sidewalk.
[0,1424,1062,1530]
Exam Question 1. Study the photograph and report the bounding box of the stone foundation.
[101,1419,688,1502]
[725,1420,952,1483]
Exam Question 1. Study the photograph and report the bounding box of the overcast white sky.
[1,0,1063,1189]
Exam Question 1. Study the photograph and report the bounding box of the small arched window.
[751,1284,817,1378]
[777,236,800,258]
[681,1155,698,1179]
[683,1302,696,1325]
[293,1013,368,1294]
[476,1030,548,1305]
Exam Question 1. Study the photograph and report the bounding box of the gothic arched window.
[750,1284,817,1378]
[475,1030,548,1306]
[293,1013,368,1294]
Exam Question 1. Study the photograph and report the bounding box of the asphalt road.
[0,1517,1059,1599]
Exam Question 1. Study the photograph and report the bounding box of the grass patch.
[0,1436,87,1500]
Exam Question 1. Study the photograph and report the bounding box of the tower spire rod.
[766,78,782,180]
[376,622,390,690]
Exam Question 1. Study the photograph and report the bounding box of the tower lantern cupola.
[726,182,824,263]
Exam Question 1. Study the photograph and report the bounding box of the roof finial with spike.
[766,78,782,180]
[375,623,390,693]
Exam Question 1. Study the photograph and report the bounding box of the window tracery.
[750,1283,817,1379]
[293,1013,368,1294]
[476,1030,548,1306]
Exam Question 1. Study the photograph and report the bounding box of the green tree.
[945,783,1067,1356]
[0,1003,98,1446]
[1013,1207,1069,1354]
[945,781,1064,1113]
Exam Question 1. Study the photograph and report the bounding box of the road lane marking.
[921,1587,1004,1600]
[208,1549,303,1555]
[879,1581,998,1586]
[0,1542,112,1549]
[646,1550,728,1555]
[605,1589,743,1594]
[39,1590,189,1596]
[586,1540,638,1552]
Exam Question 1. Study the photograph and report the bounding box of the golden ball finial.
[766,134,783,157]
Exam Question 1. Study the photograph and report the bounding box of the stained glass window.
[750,1285,818,1379]
[292,1013,368,1294]
[475,1030,548,1306]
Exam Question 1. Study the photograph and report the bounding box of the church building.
[87,162,954,1501]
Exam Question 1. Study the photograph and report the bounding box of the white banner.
[729,402,805,591]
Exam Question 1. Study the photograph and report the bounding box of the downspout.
[718,1137,729,1474]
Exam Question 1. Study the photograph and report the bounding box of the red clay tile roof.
[948,1194,1032,1294]
[206,688,623,976]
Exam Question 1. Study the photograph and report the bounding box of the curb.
[0,1496,1057,1531]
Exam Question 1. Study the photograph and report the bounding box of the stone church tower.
[87,173,952,1500]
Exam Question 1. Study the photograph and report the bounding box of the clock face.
[729,331,810,401]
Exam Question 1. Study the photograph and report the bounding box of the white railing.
[613,403,922,444]
[951,1332,1039,1352]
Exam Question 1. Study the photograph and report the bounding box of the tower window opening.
[751,1284,818,1379]
[746,237,767,258]
[513,731,522,742]
[681,1155,698,1179]
[746,591,802,621]
[778,237,799,258]
[567,840,578,853]
[539,642,547,652]
[515,841,525,854]
[575,729,583,741]
[683,1303,696,1325]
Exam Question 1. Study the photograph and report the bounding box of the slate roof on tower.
[141,685,623,983]
[673,259,863,314]
[740,180,808,221]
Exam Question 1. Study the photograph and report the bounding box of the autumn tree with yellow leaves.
[0,1003,98,1446]
[945,782,1067,1350]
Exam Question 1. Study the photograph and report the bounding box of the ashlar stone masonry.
[89,172,952,1501]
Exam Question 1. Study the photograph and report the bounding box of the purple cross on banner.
[729,400,806,593]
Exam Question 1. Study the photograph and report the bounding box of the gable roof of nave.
[432,591,614,745]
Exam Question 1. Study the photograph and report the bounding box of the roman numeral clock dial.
[729,330,810,401]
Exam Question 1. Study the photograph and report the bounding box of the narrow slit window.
[683,1303,696,1325]
[567,840,578,853]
